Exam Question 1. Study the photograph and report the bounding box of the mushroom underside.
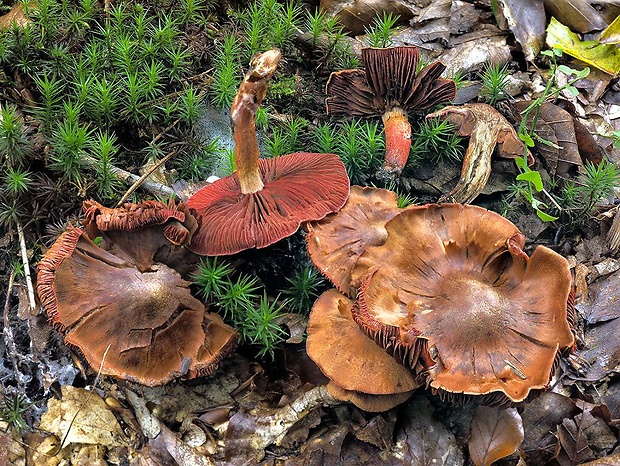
[187,152,350,256]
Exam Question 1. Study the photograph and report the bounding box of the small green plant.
[3,167,32,195]
[0,103,31,165]
[410,118,463,166]
[515,48,591,222]
[312,120,384,184]
[175,138,224,181]
[211,33,241,109]
[264,116,306,158]
[571,160,620,214]
[241,293,287,358]
[365,12,400,48]
[281,264,324,314]
[192,256,235,301]
[219,274,261,320]
[479,61,512,106]
[0,393,30,434]
[303,8,360,70]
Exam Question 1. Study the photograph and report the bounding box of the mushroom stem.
[381,108,411,176]
[230,49,281,194]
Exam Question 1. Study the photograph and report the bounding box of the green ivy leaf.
[517,171,544,191]
[519,133,535,147]
[515,155,527,170]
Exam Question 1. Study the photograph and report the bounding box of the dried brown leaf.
[394,396,464,465]
[543,0,608,34]
[493,0,546,61]
[521,392,579,465]
[319,0,417,35]
[39,386,127,448]
[469,406,524,466]
[513,101,588,179]
[554,417,595,466]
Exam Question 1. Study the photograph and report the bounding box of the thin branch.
[17,221,35,311]
[116,150,177,206]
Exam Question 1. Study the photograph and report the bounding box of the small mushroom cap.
[36,225,237,386]
[187,152,350,256]
[306,289,418,396]
[326,46,456,116]
[326,381,415,412]
[356,204,574,402]
[306,186,406,296]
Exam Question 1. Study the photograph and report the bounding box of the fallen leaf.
[39,385,127,448]
[554,417,595,466]
[546,17,620,76]
[469,405,524,466]
[0,3,31,29]
[599,14,620,45]
[319,0,418,35]
[521,392,579,465]
[393,396,464,465]
[493,0,546,61]
[580,452,620,465]
[543,0,608,34]
[512,101,588,179]
[579,317,620,381]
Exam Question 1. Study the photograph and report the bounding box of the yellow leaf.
[546,17,620,76]
[600,15,620,45]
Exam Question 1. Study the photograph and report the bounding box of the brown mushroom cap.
[187,152,350,256]
[326,46,456,116]
[306,289,418,396]
[36,224,237,386]
[326,381,415,412]
[306,186,407,296]
[355,204,574,403]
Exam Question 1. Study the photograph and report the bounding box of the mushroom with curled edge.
[425,103,533,204]
[306,185,411,297]
[325,46,456,180]
[306,289,419,412]
[36,200,237,386]
[186,49,350,256]
[353,204,575,405]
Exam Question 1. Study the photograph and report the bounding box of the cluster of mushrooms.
[305,186,575,410]
[36,47,575,413]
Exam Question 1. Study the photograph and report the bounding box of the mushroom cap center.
[428,274,509,343]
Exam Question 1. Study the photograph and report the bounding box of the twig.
[16,221,35,311]
[116,150,177,206]
[82,154,175,199]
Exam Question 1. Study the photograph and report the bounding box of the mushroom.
[354,204,574,404]
[36,201,237,386]
[186,50,350,256]
[325,46,456,179]
[306,289,418,411]
[306,185,410,296]
[425,103,532,204]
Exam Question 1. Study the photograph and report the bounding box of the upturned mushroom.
[306,185,410,296]
[325,46,456,179]
[306,289,419,411]
[425,103,532,204]
[353,204,574,404]
[36,200,237,386]
[186,50,350,256]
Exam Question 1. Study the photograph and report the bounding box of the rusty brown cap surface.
[306,289,418,396]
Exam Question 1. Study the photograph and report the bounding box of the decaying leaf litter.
[2,0,620,465]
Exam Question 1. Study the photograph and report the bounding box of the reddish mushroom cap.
[36,220,237,386]
[306,289,418,396]
[187,152,350,256]
[306,186,408,296]
[354,204,574,403]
